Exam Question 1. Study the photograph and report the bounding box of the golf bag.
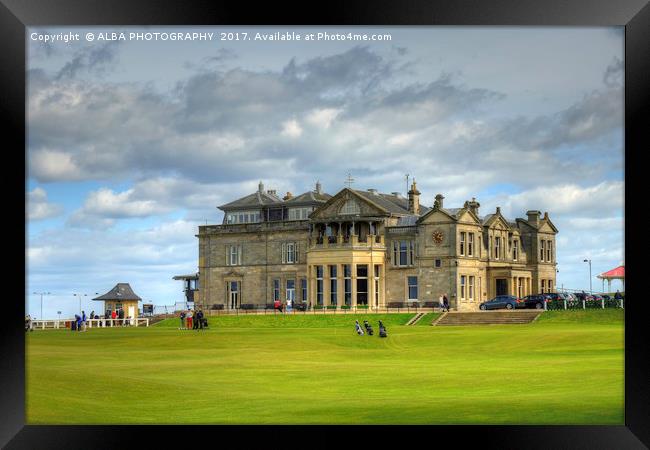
[202,318,208,328]
[363,320,374,336]
[378,320,387,338]
[355,321,364,336]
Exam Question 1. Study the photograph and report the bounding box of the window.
[286,279,295,302]
[548,279,553,292]
[393,240,415,267]
[460,232,466,256]
[340,199,360,215]
[468,233,474,256]
[513,240,519,261]
[435,259,442,268]
[374,265,381,306]
[273,279,280,302]
[343,264,352,306]
[288,207,312,220]
[282,242,298,264]
[226,210,261,224]
[494,237,500,260]
[547,240,552,262]
[407,276,418,301]
[301,278,307,302]
[460,275,466,300]
[541,279,546,294]
[540,240,545,261]
[329,265,338,305]
[356,264,368,305]
[316,266,324,305]
[469,276,475,301]
[226,244,242,266]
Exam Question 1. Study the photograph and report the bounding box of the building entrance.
[496,278,508,296]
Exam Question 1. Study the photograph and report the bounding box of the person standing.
[118,308,125,326]
[180,310,186,330]
[196,310,204,331]
[438,294,445,312]
[186,310,193,330]
[443,294,449,312]
[111,309,117,326]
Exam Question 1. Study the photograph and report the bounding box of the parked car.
[295,301,308,311]
[563,293,577,301]
[521,294,547,309]
[601,294,612,301]
[591,294,603,302]
[479,295,523,310]
[574,292,594,301]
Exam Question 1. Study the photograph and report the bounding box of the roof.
[93,283,142,302]
[353,190,416,215]
[598,265,625,279]
[219,190,283,210]
[173,273,199,280]
[284,190,332,205]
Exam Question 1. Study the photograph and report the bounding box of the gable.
[538,221,558,234]
[418,208,457,224]
[310,189,389,219]
[456,209,481,225]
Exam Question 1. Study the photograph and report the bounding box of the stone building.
[196,181,558,311]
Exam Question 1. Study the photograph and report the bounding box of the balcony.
[309,234,385,249]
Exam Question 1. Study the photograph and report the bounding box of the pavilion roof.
[93,283,142,301]
[597,265,625,279]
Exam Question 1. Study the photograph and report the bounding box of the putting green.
[26,310,623,424]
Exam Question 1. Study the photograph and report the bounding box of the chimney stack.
[315,181,322,195]
[367,188,378,195]
[258,181,264,193]
[283,192,293,201]
[267,189,277,196]
[526,210,541,225]
[408,180,421,215]
[434,193,445,209]
[465,197,480,216]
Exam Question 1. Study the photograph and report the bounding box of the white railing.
[29,318,150,330]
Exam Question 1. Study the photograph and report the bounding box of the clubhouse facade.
[195,181,558,311]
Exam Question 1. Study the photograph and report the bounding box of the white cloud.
[30,149,82,182]
[305,108,340,129]
[27,187,63,220]
[281,119,303,138]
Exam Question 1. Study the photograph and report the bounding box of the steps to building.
[434,310,542,326]
[406,312,425,325]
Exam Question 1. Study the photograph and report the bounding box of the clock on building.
[432,230,444,244]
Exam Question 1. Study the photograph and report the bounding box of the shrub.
[326,305,338,310]
[341,305,351,310]
[210,304,224,310]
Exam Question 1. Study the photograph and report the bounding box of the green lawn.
[26,310,624,424]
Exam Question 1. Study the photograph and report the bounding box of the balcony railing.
[309,235,385,248]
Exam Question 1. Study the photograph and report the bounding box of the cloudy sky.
[26,26,624,319]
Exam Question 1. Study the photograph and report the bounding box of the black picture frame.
[3,0,647,448]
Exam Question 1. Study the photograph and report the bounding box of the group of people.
[179,309,207,330]
[438,294,450,312]
[355,320,387,338]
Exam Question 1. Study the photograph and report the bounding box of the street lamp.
[72,293,99,315]
[583,259,592,293]
[33,291,51,320]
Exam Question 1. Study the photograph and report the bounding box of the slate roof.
[284,190,332,205]
[93,283,142,302]
[353,190,411,215]
[219,190,283,210]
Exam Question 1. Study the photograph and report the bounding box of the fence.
[29,318,150,330]
[204,305,443,316]
[545,298,624,311]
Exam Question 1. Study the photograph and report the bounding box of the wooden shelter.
[93,283,142,319]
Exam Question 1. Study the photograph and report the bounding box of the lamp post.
[33,291,51,320]
[583,259,592,293]
[72,293,99,315]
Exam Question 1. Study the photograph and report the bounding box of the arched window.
[340,199,360,215]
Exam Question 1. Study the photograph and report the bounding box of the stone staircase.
[434,310,542,326]
[406,312,426,325]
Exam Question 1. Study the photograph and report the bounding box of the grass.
[26,310,623,425]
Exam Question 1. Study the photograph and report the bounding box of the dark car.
[294,302,308,311]
[591,294,603,302]
[601,294,612,301]
[574,292,594,301]
[479,295,523,310]
[521,294,547,309]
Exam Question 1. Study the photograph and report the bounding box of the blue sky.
[26,26,624,319]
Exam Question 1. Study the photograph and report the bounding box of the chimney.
[526,210,541,225]
[315,181,322,195]
[283,192,293,201]
[408,180,421,215]
[367,188,378,195]
[496,206,501,215]
[543,211,549,220]
[391,192,402,197]
[434,193,445,209]
[466,197,480,216]
[258,181,264,193]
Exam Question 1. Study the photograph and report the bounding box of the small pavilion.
[93,283,142,318]
[597,265,625,293]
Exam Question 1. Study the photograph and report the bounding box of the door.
[128,305,135,324]
[496,279,508,296]
[286,279,295,308]
[229,281,239,309]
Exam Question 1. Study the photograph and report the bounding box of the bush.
[356,305,369,309]
[326,305,338,310]
[341,305,351,310]
[240,304,259,310]
[314,305,324,310]
[387,302,405,308]
[210,304,224,310]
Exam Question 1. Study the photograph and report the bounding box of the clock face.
[432,230,444,244]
